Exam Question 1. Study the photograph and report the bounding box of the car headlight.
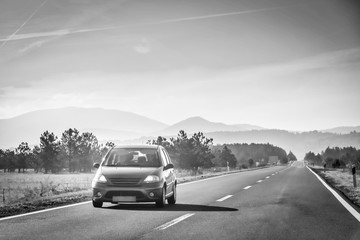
[143,175,160,183]
[98,175,107,183]
[92,172,107,187]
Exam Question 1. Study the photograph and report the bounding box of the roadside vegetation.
[305,146,360,168]
[0,173,93,205]
[310,166,360,207]
[0,128,291,176]
[306,146,360,208]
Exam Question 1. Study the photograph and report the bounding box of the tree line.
[147,130,294,173]
[305,147,360,168]
[0,128,114,173]
[212,143,292,168]
[0,129,294,174]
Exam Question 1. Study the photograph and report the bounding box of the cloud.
[134,38,151,54]
[277,48,360,72]
[18,38,54,54]
[226,47,360,77]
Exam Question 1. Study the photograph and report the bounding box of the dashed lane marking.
[265,176,270,179]
[216,195,233,202]
[243,186,252,190]
[256,180,263,183]
[155,213,195,230]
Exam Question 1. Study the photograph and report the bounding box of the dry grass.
[323,169,360,205]
[0,172,94,206]
[313,167,360,207]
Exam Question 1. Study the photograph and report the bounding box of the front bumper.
[92,182,163,203]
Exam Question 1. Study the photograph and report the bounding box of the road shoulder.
[307,166,360,221]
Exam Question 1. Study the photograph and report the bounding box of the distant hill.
[0,107,168,149]
[321,126,360,134]
[205,130,360,160]
[154,116,264,136]
[1,108,359,160]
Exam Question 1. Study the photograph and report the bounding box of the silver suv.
[92,145,177,208]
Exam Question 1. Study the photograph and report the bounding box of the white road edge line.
[307,166,360,222]
[155,213,195,230]
[216,195,233,202]
[256,180,262,183]
[243,186,252,190]
[0,201,91,222]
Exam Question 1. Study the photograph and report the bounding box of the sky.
[0,0,359,131]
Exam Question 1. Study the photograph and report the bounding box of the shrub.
[240,164,248,169]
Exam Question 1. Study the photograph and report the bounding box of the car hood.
[100,166,160,179]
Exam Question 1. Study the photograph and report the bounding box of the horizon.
[0,106,358,133]
[1,0,360,132]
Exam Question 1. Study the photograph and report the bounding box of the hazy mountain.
[205,130,360,160]
[1,108,359,160]
[154,116,264,136]
[321,126,360,134]
[0,107,168,149]
[81,128,141,141]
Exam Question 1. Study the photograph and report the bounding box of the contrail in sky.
[0,0,48,48]
[153,6,286,24]
[0,5,292,43]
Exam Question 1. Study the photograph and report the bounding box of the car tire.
[156,186,166,208]
[167,184,176,205]
[92,200,103,208]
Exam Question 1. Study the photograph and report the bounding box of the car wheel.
[168,184,176,205]
[156,186,166,208]
[92,200,103,208]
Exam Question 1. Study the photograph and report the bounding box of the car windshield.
[102,148,160,167]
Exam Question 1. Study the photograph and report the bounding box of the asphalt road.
[1,162,359,240]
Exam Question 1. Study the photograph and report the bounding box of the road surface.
[1,161,359,239]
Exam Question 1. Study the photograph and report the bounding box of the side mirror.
[93,163,100,169]
[164,163,174,170]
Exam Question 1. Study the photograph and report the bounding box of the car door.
[160,148,174,195]
[163,148,175,184]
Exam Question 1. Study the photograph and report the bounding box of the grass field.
[0,172,95,206]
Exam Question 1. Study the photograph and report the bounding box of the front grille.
[104,191,143,198]
[108,177,141,186]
